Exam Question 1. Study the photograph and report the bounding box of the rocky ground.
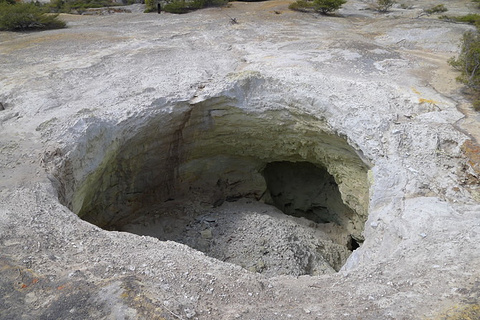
[122,199,352,277]
[1,0,480,319]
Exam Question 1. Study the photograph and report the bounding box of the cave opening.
[262,161,355,225]
[56,101,370,277]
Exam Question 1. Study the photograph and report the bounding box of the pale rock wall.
[61,74,370,242]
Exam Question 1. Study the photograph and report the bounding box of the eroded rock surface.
[1,0,480,319]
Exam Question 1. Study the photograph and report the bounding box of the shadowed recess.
[55,98,371,276]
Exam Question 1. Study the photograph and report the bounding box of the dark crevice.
[347,235,361,251]
[262,161,355,226]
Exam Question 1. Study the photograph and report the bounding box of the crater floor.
[1,0,480,319]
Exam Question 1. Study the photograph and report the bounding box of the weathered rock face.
[2,0,480,319]
[52,74,370,276]
[67,92,369,234]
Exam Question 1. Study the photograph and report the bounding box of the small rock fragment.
[201,229,212,239]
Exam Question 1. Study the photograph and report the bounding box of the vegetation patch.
[47,0,122,14]
[289,0,346,14]
[440,13,480,25]
[144,0,155,12]
[424,4,447,15]
[449,30,480,110]
[399,3,412,10]
[288,0,315,12]
[446,2,480,111]
[161,0,228,14]
[0,1,66,31]
[375,0,395,13]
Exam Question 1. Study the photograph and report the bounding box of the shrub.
[163,0,193,13]
[441,13,480,25]
[144,0,155,12]
[425,4,447,15]
[289,0,345,14]
[375,0,395,13]
[449,31,480,110]
[47,0,120,13]
[162,0,227,13]
[201,0,228,7]
[313,0,346,14]
[0,2,66,31]
[48,0,72,13]
[288,0,314,12]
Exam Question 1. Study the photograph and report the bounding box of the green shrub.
[473,100,480,111]
[449,31,480,109]
[162,0,227,14]
[441,13,480,24]
[425,4,447,14]
[200,0,228,7]
[289,0,345,14]
[375,0,395,13]
[288,0,315,12]
[0,2,66,31]
[313,0,346,14]
[47,0,120,13]
[163,0,193,13]
[144,0,155,12]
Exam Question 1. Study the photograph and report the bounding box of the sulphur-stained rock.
[1,0,480,319]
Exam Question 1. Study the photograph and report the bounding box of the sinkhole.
[56,98,370,277]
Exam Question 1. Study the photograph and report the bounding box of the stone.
[200,229,213,239]
[1,1,480,319]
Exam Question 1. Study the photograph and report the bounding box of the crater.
[55,97,370,277]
